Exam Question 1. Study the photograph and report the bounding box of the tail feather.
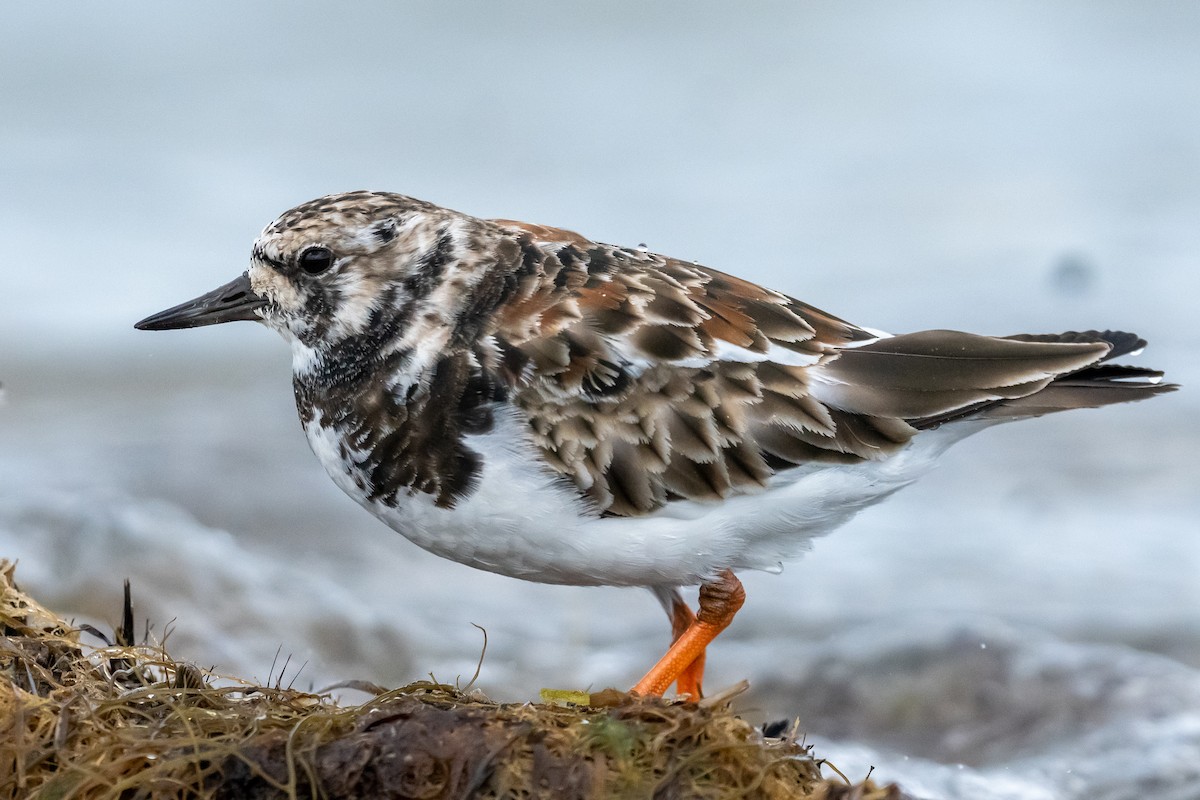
[817,329,1111,420]
[906,330,1174,430]
[1063,363,1164,382]
[1003,329,1146,360]
[971,377,1173,422]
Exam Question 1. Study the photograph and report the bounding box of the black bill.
[135,273,266,331]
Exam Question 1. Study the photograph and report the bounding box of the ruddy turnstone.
[136,191,1174,699]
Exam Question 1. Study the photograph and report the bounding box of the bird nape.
[136,190,1175,699]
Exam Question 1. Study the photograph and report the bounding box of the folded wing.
[484,220,1174,517]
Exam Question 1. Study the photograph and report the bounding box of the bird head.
[136,191,499,380]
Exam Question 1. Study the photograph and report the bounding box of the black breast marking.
[296,348,509,510]
[362,353,507,508]
[298,287,409,388]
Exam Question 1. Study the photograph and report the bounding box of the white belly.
[304,408,973,588]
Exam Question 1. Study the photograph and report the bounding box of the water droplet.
[637,243,649,253]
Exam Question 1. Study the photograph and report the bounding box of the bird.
[135,190,1174,699]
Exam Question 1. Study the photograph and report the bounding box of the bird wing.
[483,219,1148,517]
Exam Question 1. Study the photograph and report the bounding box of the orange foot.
[634,570,745,699]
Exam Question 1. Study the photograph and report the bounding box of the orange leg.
[667,591,706,699]
[634,571,745,698]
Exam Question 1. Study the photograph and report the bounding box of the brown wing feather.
[483,226,905,516]
[483,223,1169,517]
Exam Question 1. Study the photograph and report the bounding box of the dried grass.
[0,560,899,799]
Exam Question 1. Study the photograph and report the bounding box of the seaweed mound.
[0,561,898,799]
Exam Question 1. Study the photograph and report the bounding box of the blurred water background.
[2,4,1198,798]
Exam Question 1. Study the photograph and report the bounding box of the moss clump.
[0,561,898,799]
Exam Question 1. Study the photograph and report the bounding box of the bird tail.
[814,328,1175,431]
[909,330,1175,429]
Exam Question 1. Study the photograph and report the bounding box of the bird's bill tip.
[135,273,266,331]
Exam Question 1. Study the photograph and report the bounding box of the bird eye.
[298,246,334,275]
